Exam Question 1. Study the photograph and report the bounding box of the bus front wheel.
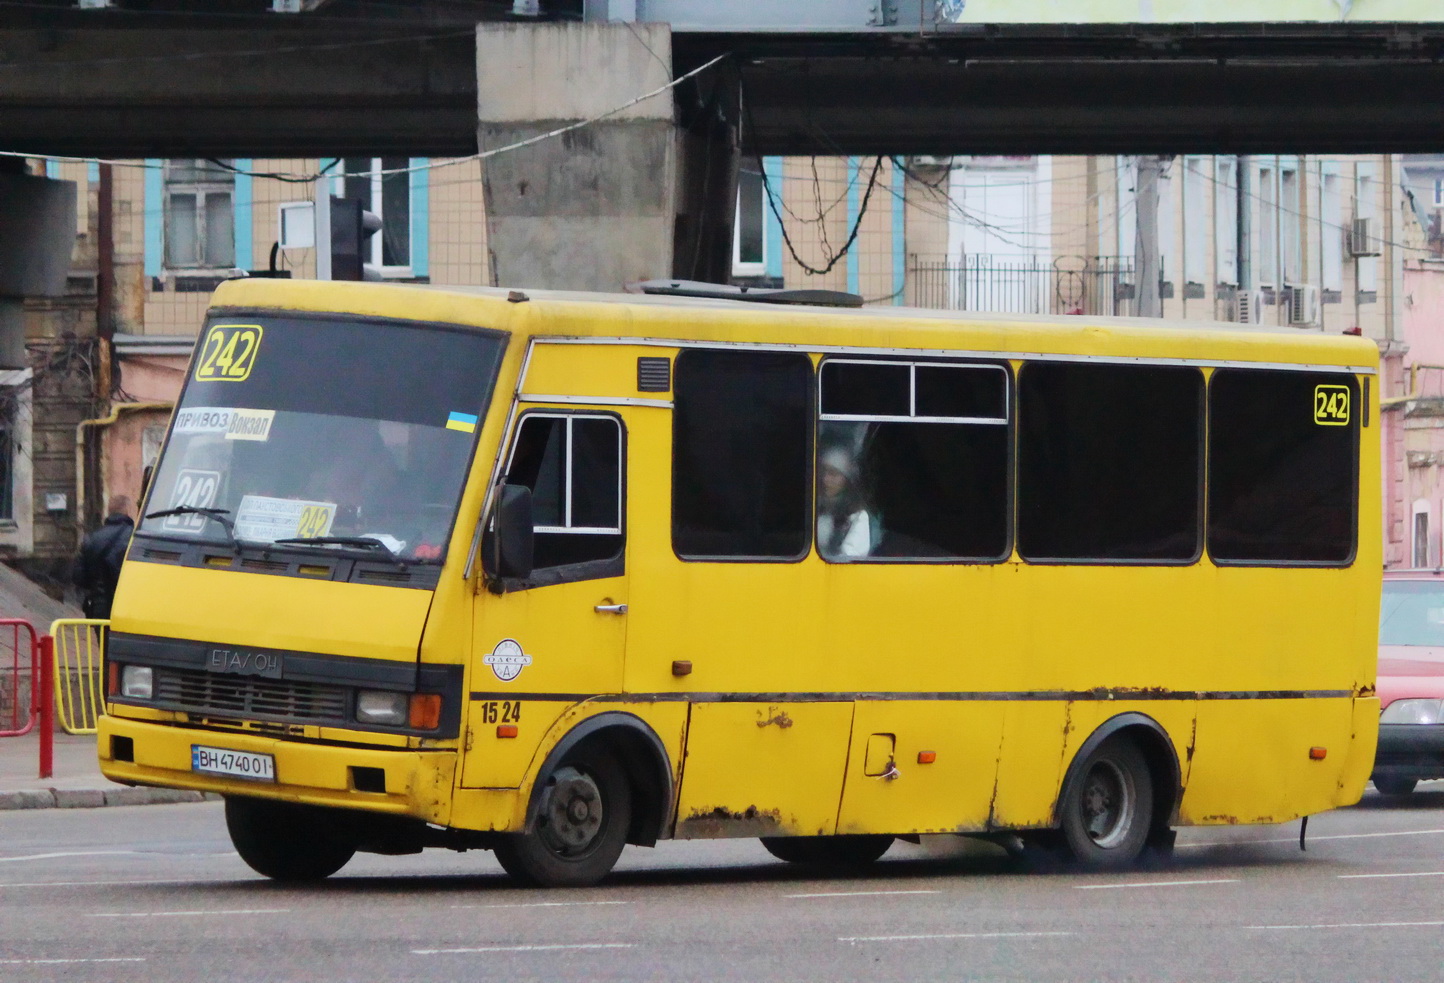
[760,834,894,867]
[225,796,355,882]
[1058,737,1153,869]
[493,750,632,887]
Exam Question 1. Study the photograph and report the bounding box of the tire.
[760,834,894,867]
[1374,776,1418,796]
[225,796,355,882]
[493,750,632,888]
[1058,736,1154,869]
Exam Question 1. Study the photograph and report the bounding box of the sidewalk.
[0,727,211,810]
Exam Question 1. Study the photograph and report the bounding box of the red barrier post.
[36,634,53,779]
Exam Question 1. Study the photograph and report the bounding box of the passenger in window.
[817,446,872,560]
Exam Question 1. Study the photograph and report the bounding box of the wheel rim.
[1080,758,1137,849]
[537,766,606,858]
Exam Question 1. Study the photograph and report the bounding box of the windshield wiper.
[143,506,243,553]
[272,536,407,565]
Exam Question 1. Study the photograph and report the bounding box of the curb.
[0,787,221,810]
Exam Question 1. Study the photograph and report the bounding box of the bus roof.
[210,277,1379,372]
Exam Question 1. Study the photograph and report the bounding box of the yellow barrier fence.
[49,618,108,735]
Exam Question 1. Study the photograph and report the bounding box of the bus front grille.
[154,667,348,725]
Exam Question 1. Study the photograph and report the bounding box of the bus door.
[625,347,855,840]
[461,409,630,789]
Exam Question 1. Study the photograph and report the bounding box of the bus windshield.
[137,313,505,563]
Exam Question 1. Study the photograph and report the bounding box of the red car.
[1374,570,1444,795]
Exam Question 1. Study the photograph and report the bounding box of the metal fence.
[907,255,1138,317]
[50,619,107,735]
[0,619,40,737]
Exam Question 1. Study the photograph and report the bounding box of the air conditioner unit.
[1349,217,1381,257]
[1235,289,1265,324]
[907,156,954,170]
[1286,284,1319,326]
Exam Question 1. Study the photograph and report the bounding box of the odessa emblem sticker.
[484,638,533,682]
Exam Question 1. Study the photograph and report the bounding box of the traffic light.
[328,195,381,281]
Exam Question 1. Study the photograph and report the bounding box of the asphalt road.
[4,787,1444,983]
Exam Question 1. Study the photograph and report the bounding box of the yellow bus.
[97,278,1380,886]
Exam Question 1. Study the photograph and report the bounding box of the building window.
[1017,362,1203,562]
[1281,166,1300,285]
[1322,170,1344,293]
[732,163,767,276]
[163,159,235,270]
[673,349,812,559]
[1433,177,1443,208]
[1414,502,1431,568]
[0,408,13,521]
[1183,157,1207,287]
[1215,157,1239,286]
[339,157,412,272]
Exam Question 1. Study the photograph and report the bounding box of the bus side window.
[504,412,624,578]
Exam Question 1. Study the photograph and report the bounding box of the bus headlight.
[355,690,408,725]
[1380,698,1444,725]
[119,665,153,699]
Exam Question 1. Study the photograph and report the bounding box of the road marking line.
[414,944,634,954]
[840,932,1073,943]
[1074,878,1240,890]
[87,908,289,918]
[0,879,229,889]
[1338,871,1444,879]
[0,850,138,863]
[1181,828,1444,849]
[451,901,632,910]
[1250,921,1444,930]
[0,958,146,965]
[787,890,941,899]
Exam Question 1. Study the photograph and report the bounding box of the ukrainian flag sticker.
[446,411,479,434]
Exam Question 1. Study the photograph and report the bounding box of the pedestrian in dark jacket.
[73,496,134,619]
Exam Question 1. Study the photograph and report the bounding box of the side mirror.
[482,484,534,584]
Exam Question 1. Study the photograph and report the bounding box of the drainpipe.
[75,402,172,526]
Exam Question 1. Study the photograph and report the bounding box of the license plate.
[191,745,275,782]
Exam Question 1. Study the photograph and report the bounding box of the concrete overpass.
[1,1,1443,157]
[4,1,1444,290]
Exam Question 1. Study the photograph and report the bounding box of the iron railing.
[907,254,1138,317]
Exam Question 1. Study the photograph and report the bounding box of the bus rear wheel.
[760,834,894,867]
[1374,776,1418,796]
[225,796,355,882]
[493,750,632,888]
[1059,737,1153,869]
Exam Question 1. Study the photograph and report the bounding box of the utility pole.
[1135,155,1163,318]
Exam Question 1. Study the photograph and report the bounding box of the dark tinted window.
[818,359,1010,562]
[1208,369,1357,564]
[1018,362,1203,561]
[506,413,623,569]
[673,349,813,559]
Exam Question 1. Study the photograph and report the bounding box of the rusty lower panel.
[675,805,787,838]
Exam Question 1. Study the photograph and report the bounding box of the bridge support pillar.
[477,22,738,292]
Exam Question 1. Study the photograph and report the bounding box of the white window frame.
[505,413,623,536]
[332,157,414,278]
[1183,156,1207,286]
[1214,157,1239,286]
[732,163,768,277]
[163,159,235,271]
